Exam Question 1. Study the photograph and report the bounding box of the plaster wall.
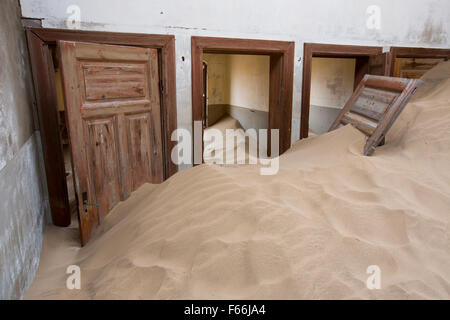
[0,0,50,299]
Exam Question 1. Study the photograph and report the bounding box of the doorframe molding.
[191,36,295,160]
[25,27,177,227]
[300,43,384,139]
[388,46,450,76]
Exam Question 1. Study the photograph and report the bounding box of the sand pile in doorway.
[25,62,450,299]
[203,114,266,165]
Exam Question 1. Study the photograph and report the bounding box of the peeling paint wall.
[19,0,450,162]
[0,0,50,299]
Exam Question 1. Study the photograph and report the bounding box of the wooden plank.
[59,41,97,244]
[194,36,295,54]
[341,112,378,136]
[350,87,399,121]
[306,43,382,57]
[364,75,411,92]
[328,74,423,156]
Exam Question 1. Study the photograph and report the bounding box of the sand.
[25,62,450,299]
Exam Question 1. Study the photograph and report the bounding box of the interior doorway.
[191,36,295,162]
[301,43,390,139]
[201,53,271,163]
[389,47,450,78]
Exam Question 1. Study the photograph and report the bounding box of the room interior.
[202,53,270,163]
[1,0,450,301]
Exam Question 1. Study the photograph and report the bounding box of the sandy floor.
[25,62,450,299]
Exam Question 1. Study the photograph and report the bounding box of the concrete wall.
[19,0,450,162]
[0,0,50,299]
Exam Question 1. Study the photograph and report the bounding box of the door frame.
[202,61,208,128]
[191,36,295,160]
[26,27,177,227]
[388,46,450,76]
[300,43,387,139]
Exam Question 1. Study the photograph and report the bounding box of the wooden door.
[59,41,163,245]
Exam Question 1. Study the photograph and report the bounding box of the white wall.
[20,0,450,166]
[228,55,270,112]
[203,53,270,111]
[310,58,356,109]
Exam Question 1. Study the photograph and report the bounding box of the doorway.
[191,36,295,162]
[389,47,450,78]
[300,43,390,139]
[26,28,177,245]
[201,53,271,163]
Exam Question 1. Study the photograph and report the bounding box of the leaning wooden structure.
[329,75,423,155]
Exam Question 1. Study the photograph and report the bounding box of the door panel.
[86,117,121,219]
[59,41,163,245]
[126,112,153,191]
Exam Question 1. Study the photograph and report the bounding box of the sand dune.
[25,62,450,299]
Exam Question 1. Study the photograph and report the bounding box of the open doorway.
[308,57,356,135]
[192,36,295,162]
[26,28,177,245]
[202,53,270,163]
[389,47,450,78]
[301,43,389,139]
[49,45,77,217]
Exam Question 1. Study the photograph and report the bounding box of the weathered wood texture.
[192,36,294,157]
[389,47,450,76]
[30,28,177,178]
[329,75,422,156]
[25,28,177,228]
[59,41,163,245]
